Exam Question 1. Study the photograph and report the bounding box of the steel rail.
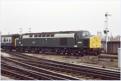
[1,68,35,80]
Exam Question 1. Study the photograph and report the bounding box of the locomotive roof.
[1,34,19,37]
[1,30,90,36]
[23,30,89,35]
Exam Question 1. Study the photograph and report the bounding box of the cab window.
[3,38,6,42]
[82,31,90,37]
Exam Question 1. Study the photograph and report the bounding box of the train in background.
[1,30,102,56]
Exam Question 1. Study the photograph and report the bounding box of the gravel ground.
[24,53,118,69]
[1,52,118,68]
[1,76,12,80]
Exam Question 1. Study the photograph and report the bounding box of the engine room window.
[29,35,32,37]
[50,34,54,37]
[42,34,45,37]
[47,34,50,37]
[34,34,38,37]
[39,34,41,37]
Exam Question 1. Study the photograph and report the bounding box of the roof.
[1,34,20,37]
[23,30,89,35]
[1,30,90,36]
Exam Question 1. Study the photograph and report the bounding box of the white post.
[105,28,108,53]
[104,12,111,53]
[105,13,108,53]
[118,36,121,68]
[118,48,121,68]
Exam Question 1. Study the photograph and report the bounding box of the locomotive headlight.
[78,41,82,44]
[77,41,83,47]
[74,45,77,47]
[19,41,21,44]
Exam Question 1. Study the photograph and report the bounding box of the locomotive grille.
[60,38,67,45]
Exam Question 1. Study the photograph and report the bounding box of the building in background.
[101,35,121,54]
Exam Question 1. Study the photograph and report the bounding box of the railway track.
[1,57,78,80]
[2,61,56,80]
[2,67,35,80]
[2,51,120,80]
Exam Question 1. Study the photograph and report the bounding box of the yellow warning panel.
[89,35,101,48]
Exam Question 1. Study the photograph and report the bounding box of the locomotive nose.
[89,35,101,48]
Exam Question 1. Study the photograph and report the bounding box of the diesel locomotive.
[1,30,102,56]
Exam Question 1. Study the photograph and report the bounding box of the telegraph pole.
[104,12,111,53]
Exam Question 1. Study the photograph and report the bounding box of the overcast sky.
[0,0,120,36]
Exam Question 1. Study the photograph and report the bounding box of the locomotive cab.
[75,31,91,48]
[75,31,101,55]
[76,31,101,49]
